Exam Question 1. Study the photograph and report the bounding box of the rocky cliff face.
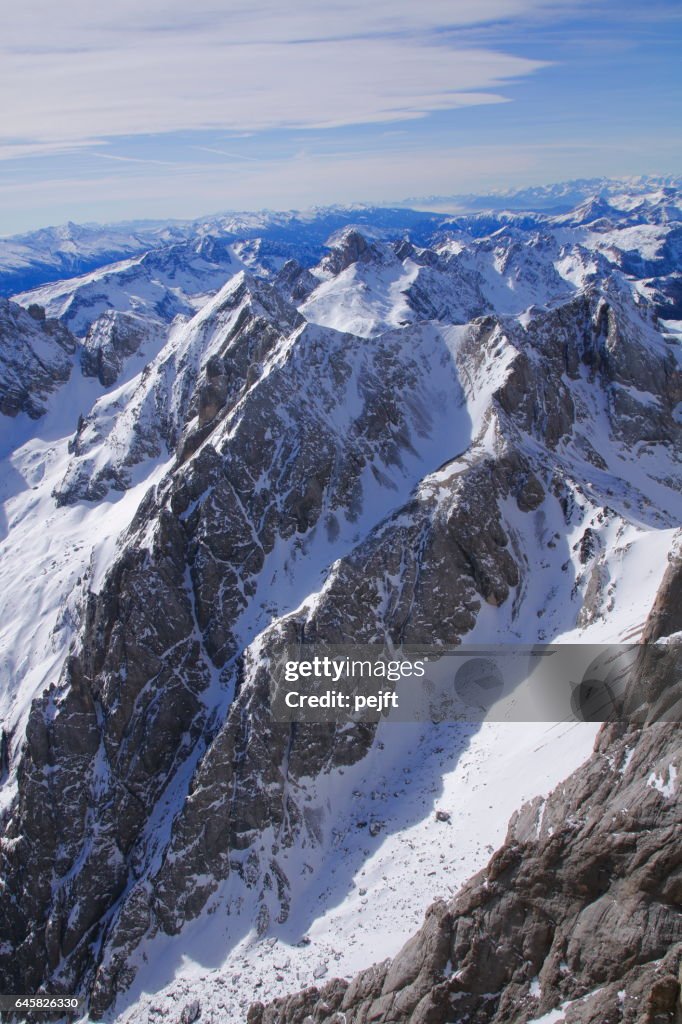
[0,185,680,1021]
[250,565,682,1024]
[0,299,76,418]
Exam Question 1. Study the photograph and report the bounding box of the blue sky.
[1,0,680,233]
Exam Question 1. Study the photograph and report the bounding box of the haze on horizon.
[1,0,680,234]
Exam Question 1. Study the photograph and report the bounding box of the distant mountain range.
[2,175,680,298]
[401,173,682,211]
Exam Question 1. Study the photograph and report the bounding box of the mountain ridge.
[0,180,680,1021]
[2,175,680,299]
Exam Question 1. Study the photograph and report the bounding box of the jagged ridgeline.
[0,181,680,1021]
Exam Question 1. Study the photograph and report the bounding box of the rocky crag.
[250,560,682,1024]
[0,299,76,419]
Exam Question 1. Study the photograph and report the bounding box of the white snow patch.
[647,764,678,798]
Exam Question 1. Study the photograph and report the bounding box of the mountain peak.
[320,227,383,275]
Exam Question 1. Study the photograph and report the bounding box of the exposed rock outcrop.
[251,562,682,1024]
[0,298,76,418]
[81,309,166,387]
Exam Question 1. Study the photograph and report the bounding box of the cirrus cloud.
[0,0,559,151]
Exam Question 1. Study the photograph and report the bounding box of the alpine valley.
[0,177,680,1024]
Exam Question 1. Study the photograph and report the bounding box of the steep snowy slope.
[0,183,679,1023]
[0,309,174,769]
[112,720,601,1023]
[255,577,682,1024]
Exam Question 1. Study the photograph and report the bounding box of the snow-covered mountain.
[0,220,196,298]
[0,180,680,1023]
[3,175,679,300]
[0,207,447,300]
[405,174,682,213]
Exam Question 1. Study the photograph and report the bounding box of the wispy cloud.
[0,139,107,161]
[191,147,265,163]
[2,134,677,218]
[90,152,186,167]
[1,0,556,150]
[1,0,678,232]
